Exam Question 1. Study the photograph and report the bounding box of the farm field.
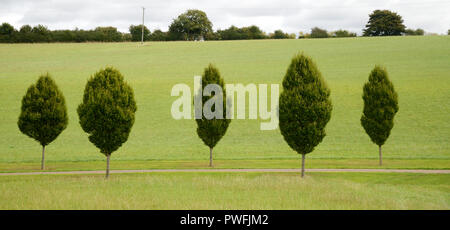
[0,36,449,166]
[0,172,448,209]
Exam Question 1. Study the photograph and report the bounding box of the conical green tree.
[18,74,68,170]
[195,64,231,167]
[361,66,398,166]
[279,53,332,177]
[77,67,137,178]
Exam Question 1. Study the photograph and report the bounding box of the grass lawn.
[0,36,449,164]
[0,159,449,173]
[0,172,448,209]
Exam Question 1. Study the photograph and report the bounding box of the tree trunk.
[106,154,111,179]
[379,145,382,166]
[41,145,46,170]
[209,147,213,167]
[301,154,305,178]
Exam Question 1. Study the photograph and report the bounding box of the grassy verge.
[0,159,448,173]
[0,172,448,209]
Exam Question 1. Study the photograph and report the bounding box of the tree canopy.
[169,9,213,40]
[363,10,406,36]
[18,74,68,169]
[129,25,151,41]
[18,74,68,147]
[78,67,137,156]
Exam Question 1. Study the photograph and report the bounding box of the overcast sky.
[1,0,449,35]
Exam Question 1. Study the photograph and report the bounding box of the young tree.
[361,66,398,166]
[18,74,68,170]
[279,53,332,177]
[363,10,406,36]
[77,67,137,178]
[195,64,231,167]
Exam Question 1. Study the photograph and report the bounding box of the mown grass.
[0,172,448,209]
[0,159,449,173]
[0,36,449,163]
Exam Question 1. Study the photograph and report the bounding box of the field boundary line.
[0,168,449,176]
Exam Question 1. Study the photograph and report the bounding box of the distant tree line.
[0,9,434,43]
[0,23,130,43]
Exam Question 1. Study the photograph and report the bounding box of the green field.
[0,36,449,165]
[0,172,448,209]
[1,36,449,210]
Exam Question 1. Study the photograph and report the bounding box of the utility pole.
[141,7,145,45]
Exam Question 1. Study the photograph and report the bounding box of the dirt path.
[0,168,449,176]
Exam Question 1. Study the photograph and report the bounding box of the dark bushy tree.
[31,24,52,42]
[363,10,406,36]
[18,74,68,170]
[361,66,398,165]
[78,67,137,178]
[310,27,329,38]
[129,25,150,41]
[217,25,268,40]
[169,9,213,41]
[150,29,169,41]
[0,22,16,42]
[331,29,357,37]
[270,30,292,39]
[94,27,123,42]
[279,53,332,177]
[195,64,231,167]
[405,28,424,36]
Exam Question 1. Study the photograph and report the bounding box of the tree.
[279,53,332,177]
[310,27,329,38]
[18,74,68,170]
[150,29,168,41]
[129,25,150,41]
[168,9,213,40]
[195,64,231,167]
[363,10,406,36]
[18,25,33,42]
[405,28,424,36]
[361,66,398,166]
[31,24,51,42]
[94,27,123,42]
[414,28,424,35]
[270,30,291,39]
[242,25,267,39]
[0,22,16,42]
[217,26,242,40]
[77,67,137,178]
[331,29,357,37]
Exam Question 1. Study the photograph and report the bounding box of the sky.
[1,0,449,35]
